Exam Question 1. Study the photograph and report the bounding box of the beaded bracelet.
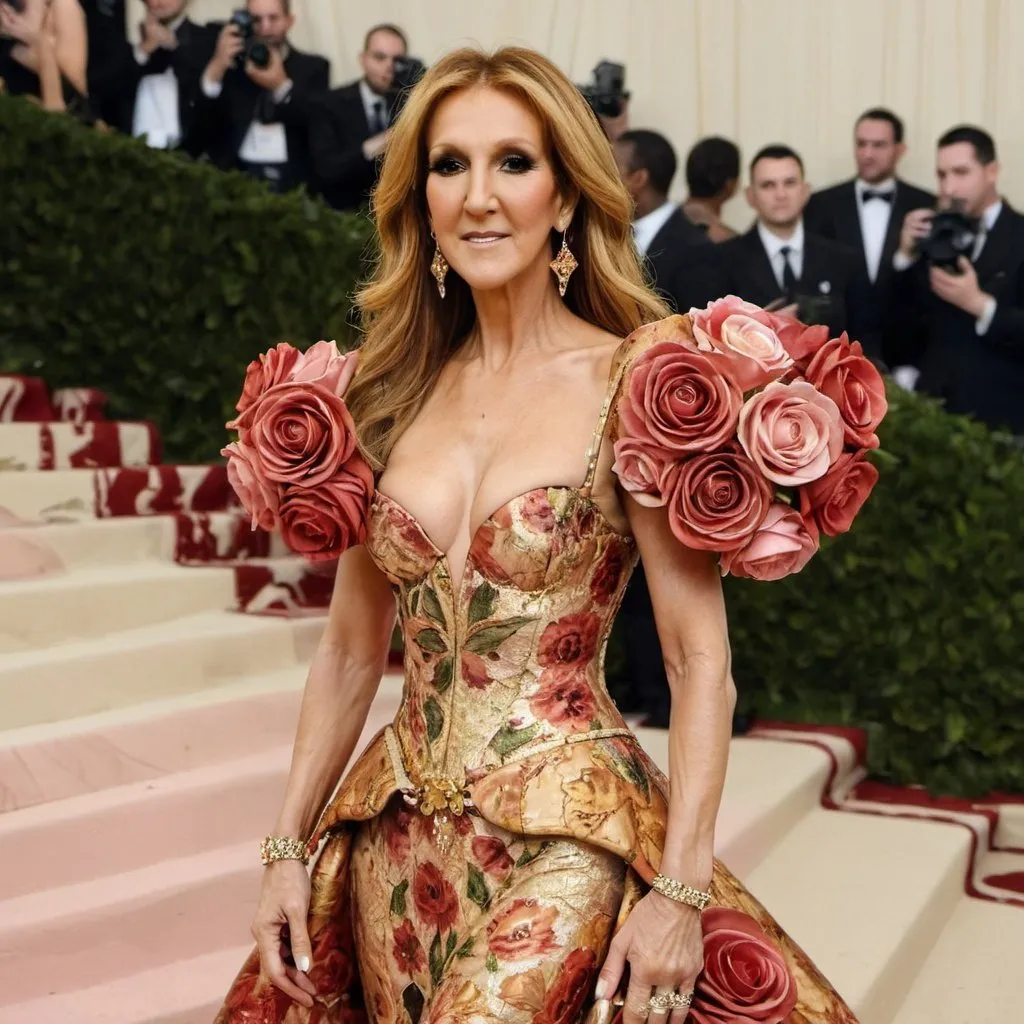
[260,834,310,867]
[651,873,713,911]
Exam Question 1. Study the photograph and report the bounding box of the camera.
[228,9,270,70]
[577,60,630,120]
[916,200,980,273]
[386,55,426,119]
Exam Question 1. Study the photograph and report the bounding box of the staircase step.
[233,557,336,614]
[0,374,54,422]
[0,561,238,653]
[0,668,405,812]
[743,809,971,1023]
[0,611,325,730]
[174,511,283,563]
[890,897,1024,1024]
[0,465,234,521]
[0,421,160,470]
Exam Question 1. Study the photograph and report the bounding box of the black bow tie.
[861,189,894,204]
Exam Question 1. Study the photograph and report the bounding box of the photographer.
[720,145,857,336]
[196,0,328,193]
[97,0,217,150]
[309,23,407,212]
[892,126,1024,435]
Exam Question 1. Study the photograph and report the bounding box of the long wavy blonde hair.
[345,45,669,470]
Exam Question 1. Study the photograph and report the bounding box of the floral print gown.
[214,318,859,1024]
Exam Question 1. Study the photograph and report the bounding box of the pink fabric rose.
[238,382,357,486]
[290,340,359,397]
[767,314,830,368]
[805,334,888,449]
[666,445,773,552]
[278,455,372,561]
[719,503,819,581]
[221,440,280,531]
[690,295,774,345]
[234,342,301,416]
[619,342,742,454]
[799,449,879,537]
[690,908,798,1024]
[738,380,844,487]
[689,306,793,391]
[611,437,679,507]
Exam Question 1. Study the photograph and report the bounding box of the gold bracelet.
[651,873,713,911]
[260,834,310,867]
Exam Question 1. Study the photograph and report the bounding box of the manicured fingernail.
[594,979,609,1000]
[297,955,310,973]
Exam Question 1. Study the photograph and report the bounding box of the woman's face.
[424,85,570,295]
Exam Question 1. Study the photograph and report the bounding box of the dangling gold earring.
[430,233,449,298]
[549,229,578,297]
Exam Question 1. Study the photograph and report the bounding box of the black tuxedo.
[892,202,1024,435]
[193,45,329,192]
[310,80,390,211]
[643,207,730,313]
[719,225,857,337]
[805,178,935,367]
[81,0,127,126]
[97,19,220,151]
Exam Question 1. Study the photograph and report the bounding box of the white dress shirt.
[632,200,677,256]
[758,220,804,290]
[359,78,389,133]
[855,177,896,283]
[132,14,187,149]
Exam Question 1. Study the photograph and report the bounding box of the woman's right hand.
[0,0,45,47]
[251,859,318,1007]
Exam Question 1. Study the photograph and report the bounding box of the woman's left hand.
[595,891,704,1024]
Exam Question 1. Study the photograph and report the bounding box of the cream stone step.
[0,420,158,470]
[0,610,326,730]
[742,809,971,1024]
[890,897,1024,1024]
[0,667,404,812]
[0,561,238,653]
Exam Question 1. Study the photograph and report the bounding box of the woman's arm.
[625,496,736,891]
[49,0,86,95]
[271,543,397,842]
[33,31,64,110]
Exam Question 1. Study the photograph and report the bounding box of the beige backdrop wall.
[138,0,1024,221]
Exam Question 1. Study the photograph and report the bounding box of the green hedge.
[0,95,373,463]
[3,98,1021,796]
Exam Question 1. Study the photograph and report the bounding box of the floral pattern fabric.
[213,318,859,1024]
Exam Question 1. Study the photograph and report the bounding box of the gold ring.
[640,991,693,1014]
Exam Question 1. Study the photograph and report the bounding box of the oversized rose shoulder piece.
[221,340,372,561]
[612,298,888,581]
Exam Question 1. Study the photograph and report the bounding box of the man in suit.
[681,136,741,243]
[892,125,1024,436]
[612,128,729,315]
[804,108,934,368]
[197,0,329,193]
[80,0,127,126]
[720,144,857,337]
[92,0,218,151]
[310,24,408,212]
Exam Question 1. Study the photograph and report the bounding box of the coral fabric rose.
[537,612,601,668]
[611,437,679,507]
[471,835,514,880]
[666,445,773,552]
[290,340,358,397]
[392,919,427,975]
[234,341,301,416]
[738,380,844,487]
[695,313,794,391]
[767,314,830,368]
[486,898,561,960]
[238,382,357,487]
[805,335,888,449]
[278,456,372,561]
[412,862,459,933]
[222,440,280,531]
[799,449,879,537]
[619,342,743,454]
[590,544,626,605]
[690,908,798,1024]
[529,668,597,733]
[533,948,598,1024]
[719,503,819,581]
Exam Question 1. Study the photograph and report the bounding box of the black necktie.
[779,245,798,295]
[371,100,387,134]
[861,189,894,204]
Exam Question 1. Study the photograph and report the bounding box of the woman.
[215,47,860,1024]
[0,0,88,114]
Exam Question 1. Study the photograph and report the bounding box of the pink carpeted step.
[233,557,337,615]
[174,510,279,563]
[0,421,161,471]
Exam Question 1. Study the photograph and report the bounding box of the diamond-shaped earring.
[549,230,578,298]
[430,235,449,298]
